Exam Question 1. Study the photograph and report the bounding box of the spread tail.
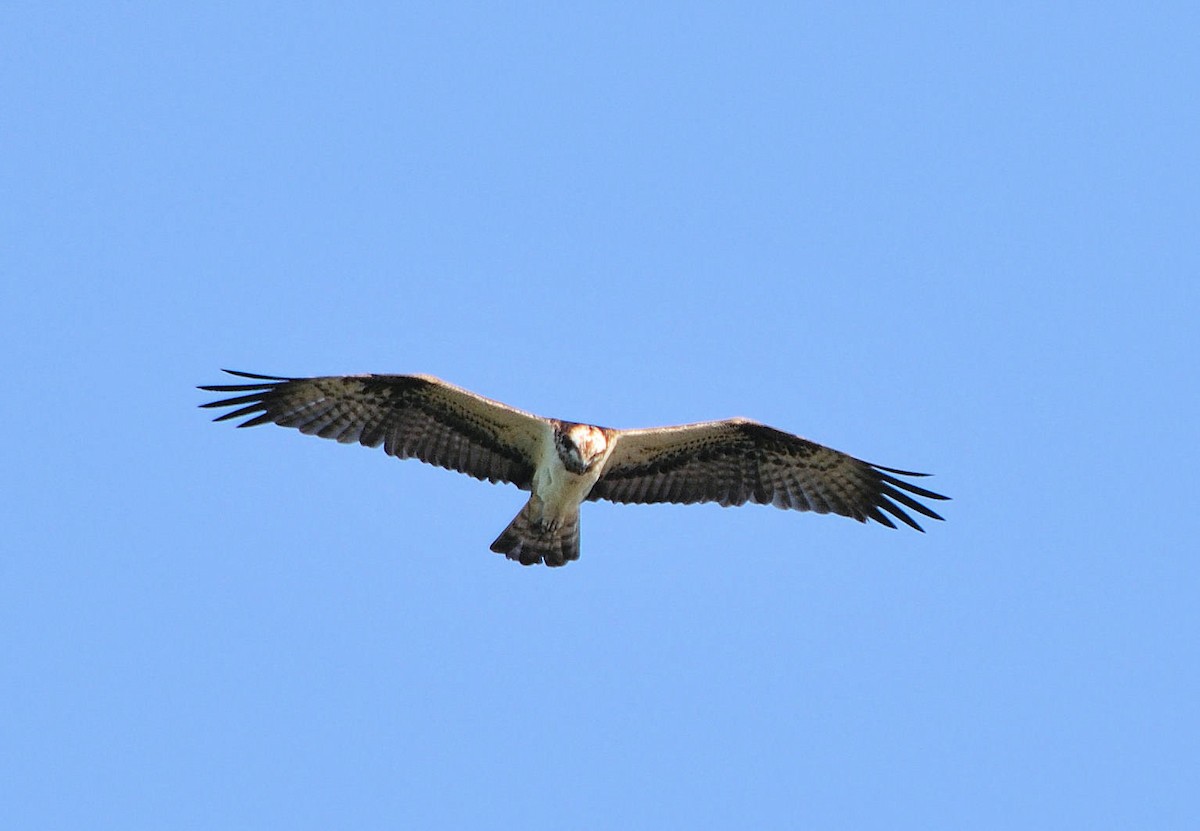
[490,499,581,567]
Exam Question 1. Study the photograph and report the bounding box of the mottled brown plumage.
[199,370,949,566]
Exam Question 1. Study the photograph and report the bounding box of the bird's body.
[200,370,948,566]
[491,421,613,564]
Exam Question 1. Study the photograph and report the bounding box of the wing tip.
[862,462,950,531]
[198,370,288,422]
[197,369,295,392]
[873,466,951,501]
[220,368,294,381]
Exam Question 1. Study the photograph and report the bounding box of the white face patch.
[568,424,607,463]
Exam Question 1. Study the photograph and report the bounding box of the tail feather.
[490,500,580,567]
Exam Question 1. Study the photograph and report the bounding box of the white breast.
[531,427,607,523]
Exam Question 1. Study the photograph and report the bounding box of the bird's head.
[556,423,608,474]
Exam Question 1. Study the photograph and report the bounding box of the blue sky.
[3,3,1197,828]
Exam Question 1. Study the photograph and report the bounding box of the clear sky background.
[3,3,1197,829]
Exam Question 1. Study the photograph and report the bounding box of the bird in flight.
[199,370,948,567]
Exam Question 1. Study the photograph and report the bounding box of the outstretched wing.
[590,419,948,531]
[198,370,547,489]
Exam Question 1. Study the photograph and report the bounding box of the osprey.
[200,370,948,567]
